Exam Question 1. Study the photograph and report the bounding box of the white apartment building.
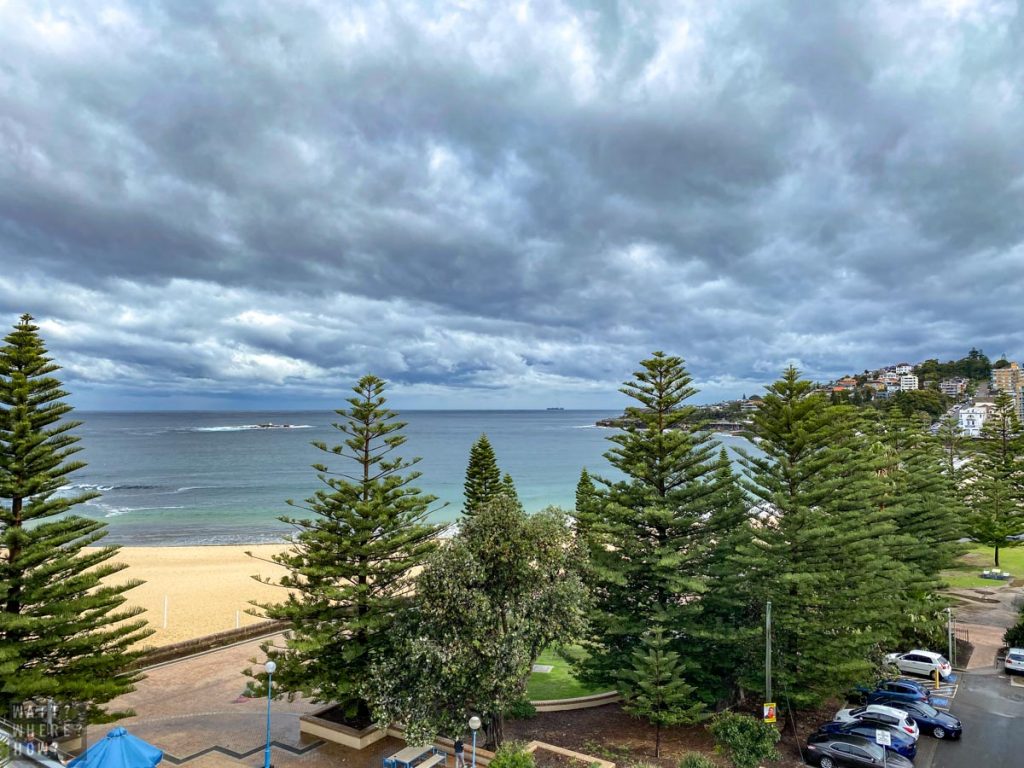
[894,363,913,375]
[959,404,994,437]
[880,371,900,385]
[900,374,919,391]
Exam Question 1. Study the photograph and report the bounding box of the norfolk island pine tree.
[0,314,152,722]
[577,352,719,704]
[249,375,443,724]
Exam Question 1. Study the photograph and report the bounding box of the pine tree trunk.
[655,723,661,758]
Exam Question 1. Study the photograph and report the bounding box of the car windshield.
[1009,653,1024,662]
[937,656,950,666]
[913,703,939,717]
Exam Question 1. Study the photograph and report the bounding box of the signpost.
[875,729,890,768]
[762,702,776,724]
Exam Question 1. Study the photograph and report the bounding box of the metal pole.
[765,600,772,703]
[947,607,954,667]
[471,729,476,768]
[264,668,274,768]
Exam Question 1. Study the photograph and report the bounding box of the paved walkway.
[86,636,401,768]
[948,585,1022,669]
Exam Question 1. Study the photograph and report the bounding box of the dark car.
[871,697,963,740]
[814,721,917,760]
[864,679,932,704]
[806,732,913,768]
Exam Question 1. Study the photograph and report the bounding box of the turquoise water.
[61,411,753,545]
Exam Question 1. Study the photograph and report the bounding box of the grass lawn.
[526,645,608,701]
[941,545,1024,589]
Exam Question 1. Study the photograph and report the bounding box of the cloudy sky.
[1,0,1022,410]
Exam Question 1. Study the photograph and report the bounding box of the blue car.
[813,721,918,760]
[871,697,963,740]
[864,679,932,704]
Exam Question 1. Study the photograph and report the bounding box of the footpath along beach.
[104,544,290,646]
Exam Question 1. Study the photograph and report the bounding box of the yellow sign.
[763,702,777,723]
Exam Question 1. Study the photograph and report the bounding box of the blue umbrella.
[68,727,162,768]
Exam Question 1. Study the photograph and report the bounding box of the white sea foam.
[100,504,186,518]
[62,483,114,492]
[192,424,314,432]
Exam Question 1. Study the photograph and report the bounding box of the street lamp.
[468,716,481,768]
[264,660,277,768]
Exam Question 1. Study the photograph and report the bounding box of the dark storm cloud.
[1,0,1023,408]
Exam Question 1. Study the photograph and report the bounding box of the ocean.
[60,410,754,546]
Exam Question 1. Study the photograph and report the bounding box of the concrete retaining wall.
[531,691,620,712]
[134,620,288,668]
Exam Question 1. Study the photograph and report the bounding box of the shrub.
[489,742,536,768]
[678,753,717,768]
[708,712,780,768]
[504,697,538,720]
[1004,618,1024,648]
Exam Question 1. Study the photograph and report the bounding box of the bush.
[708,712,780,768]
[504,697,538,720]
[678,754,717,768]
[1004,618,1024,648]
[489,742,536,768]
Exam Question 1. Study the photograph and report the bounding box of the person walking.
[453,737,465,768]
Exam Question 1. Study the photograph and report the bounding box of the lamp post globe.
[468,716,482,768]
[264,660,277,768]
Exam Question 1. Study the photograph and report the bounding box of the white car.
[1005,647,1024,675]
[834,704,920,741]
[884,649,953,680]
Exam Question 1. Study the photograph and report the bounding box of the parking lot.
[926,668,1024,768]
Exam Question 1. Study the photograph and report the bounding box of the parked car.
[813,721,917,760]
[833,704,920,740]
[1004,647,1024,675]
[884,649,954,680]
[863,679,932,704]
[869,698,964,740]
[806,732,913,768]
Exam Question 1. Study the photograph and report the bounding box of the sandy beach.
[106,545,291,646]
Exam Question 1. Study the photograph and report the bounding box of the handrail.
[0,715,76,767]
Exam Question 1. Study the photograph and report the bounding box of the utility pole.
[765,600,772,703]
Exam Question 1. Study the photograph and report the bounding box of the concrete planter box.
[299,708,391,750]
[297,711,613,768]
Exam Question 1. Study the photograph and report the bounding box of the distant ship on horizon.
[545,407,565,411]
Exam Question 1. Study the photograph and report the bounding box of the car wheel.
[933,727,946,739]
[819,757,835,768]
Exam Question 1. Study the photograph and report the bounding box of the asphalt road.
[924,669,1024,768]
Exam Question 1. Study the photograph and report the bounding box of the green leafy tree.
[579,352,718,697]
[733,368,910,706]
[708,711,780,768]
[0,314,152,722]
[962,391,1024,566]
[251,375,442,723]
[464,434,503,515]
[365,497,588,747]
[618,627,704,757]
